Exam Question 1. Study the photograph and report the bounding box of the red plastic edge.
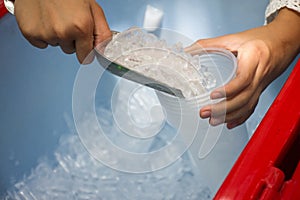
[280,161,300,200]
[0,0,7,19]
[215,58,300,200]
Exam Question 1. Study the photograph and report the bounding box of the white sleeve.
[265,0,300,23]
[4,0,14,15]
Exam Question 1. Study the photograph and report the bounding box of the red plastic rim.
[0,0,8,18]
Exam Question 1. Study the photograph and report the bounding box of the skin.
[186,8,300,129]
[11,2,300,128]
[14,0,111,63]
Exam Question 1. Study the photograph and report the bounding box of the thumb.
[185,34,241,54]
[90,2,112,47]
[184,36,227,53]
[197,36,230,48]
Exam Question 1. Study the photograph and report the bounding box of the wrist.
[259,8,299,77]
[269,8,300,56]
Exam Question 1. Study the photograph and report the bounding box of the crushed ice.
[103,28,216,98]
[4,106,212,200]
[3,28,218,200]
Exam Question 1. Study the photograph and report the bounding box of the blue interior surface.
[1,0,297,196]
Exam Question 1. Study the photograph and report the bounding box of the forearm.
[238,8,300,84]
[192,4,300,128]
[267,8,300,68]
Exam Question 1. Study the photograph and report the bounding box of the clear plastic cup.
[155,47,248,194]
[75,27,249,196]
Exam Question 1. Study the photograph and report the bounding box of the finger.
[75,36,94,64]
[184,36,228,54]
[224,87,261,122]
[210,73,251,101]
[201,82,255,121]
[185,33,245,56]
[211,44,260,100]
[184,41,205,54]
[73,10,94,64]
[27,38,48,49]
[60,40,76,54]
[200,45,258,119]
[226,117,247,129]
[225,101,256,129]
[205,99,227,118]
[213,84,262,128]
[200,99,227,120]
[90,2,111,47]
[197,37,229,49]
[21,29,48,49]
[185,36,229,54]
[199,107,211,118]
[225,103,255,125]
[208,87,253,119]
[208,100,250,128]
[209,116,226,126]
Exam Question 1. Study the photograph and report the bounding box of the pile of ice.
[4,106,212,200]
[103,28,216,98]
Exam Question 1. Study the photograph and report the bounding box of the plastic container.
[74,28,249,195]
[0,0,7,18]
[2,0,298,198]
[155,48,248,194]
[215,58,300,199]
[143,5,164,32]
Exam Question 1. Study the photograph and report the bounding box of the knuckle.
[252,39,271,59]
[225,94,259,124]
[236,70,252,85]
[248,97,259,114]
[19,25,48,49]
[73,16,93,36]
[52,23,72,41]
[196,39,203,44]
[211,100,226,116]
[196,39,208,46]
[53,26,67,40]
[100,30,113,40]
[19,24,35,39]
[234,98,257,122]
[240,94,252,107]
[61,47,75,54]
[52,18,93,41]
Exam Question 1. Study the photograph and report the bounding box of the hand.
[14,0,111,63]
[186,8,300,129]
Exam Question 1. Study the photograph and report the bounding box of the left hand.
[14,0,111,63]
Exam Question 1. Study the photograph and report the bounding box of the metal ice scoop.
[95,31,185,98]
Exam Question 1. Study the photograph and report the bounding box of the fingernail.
[200,110,211,118]
[184,44,195,53]
[209,117,225,126]
[211,91,224,99]
[227,122,239,129]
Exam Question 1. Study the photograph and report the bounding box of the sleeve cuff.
[265,0,300,24]
[4,0,14,15]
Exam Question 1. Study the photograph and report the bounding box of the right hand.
[186,8,300,129]
[14,0,111,63]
